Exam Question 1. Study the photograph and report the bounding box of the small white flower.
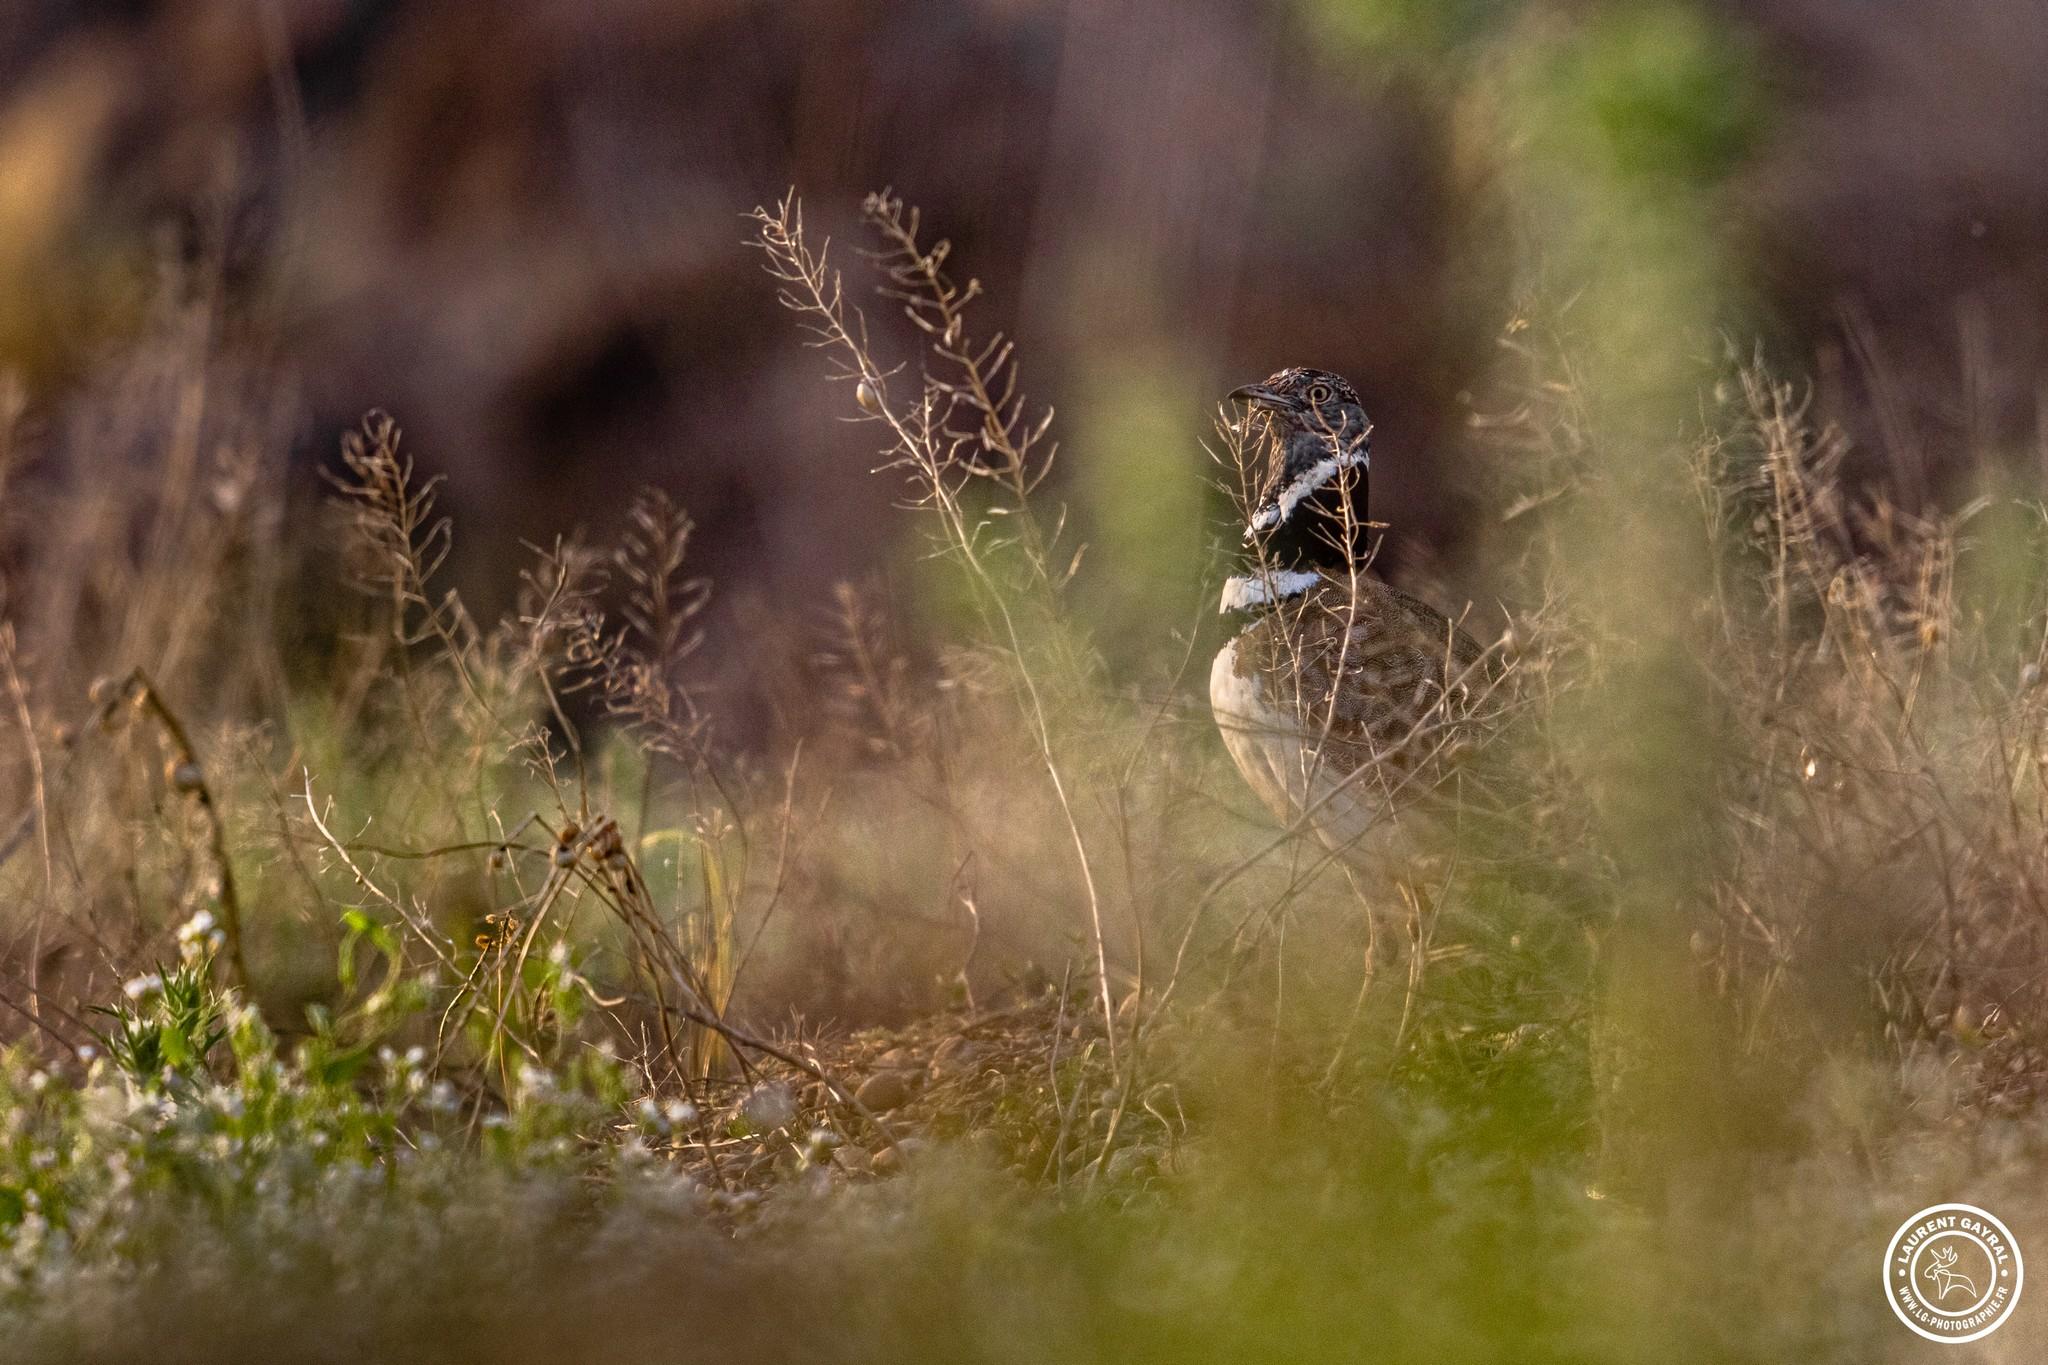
[177,925,223,962]
[122,974,163,1001]
[739,1081,796,1131]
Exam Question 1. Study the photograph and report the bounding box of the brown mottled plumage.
[1211,368,1493,860]
[1212,573,1490,854]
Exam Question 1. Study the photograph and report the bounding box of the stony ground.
[639,988,1185,1204]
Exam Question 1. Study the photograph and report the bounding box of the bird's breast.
[1210,629,1305,827]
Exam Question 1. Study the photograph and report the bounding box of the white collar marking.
[1247,450,1367,535]
[1219,570,1321,613]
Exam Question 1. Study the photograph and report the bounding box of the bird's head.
[1229,367,1372,564]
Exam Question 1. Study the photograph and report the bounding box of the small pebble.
[871,1137,927,1175]
[855,1070,915,1112]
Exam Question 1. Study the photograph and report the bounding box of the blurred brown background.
[1,0,2044,724]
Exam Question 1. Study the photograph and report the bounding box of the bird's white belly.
[1210,635,1295,822]
[1210,634,1386,858]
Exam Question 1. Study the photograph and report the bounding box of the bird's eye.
[1307,383,1333,405]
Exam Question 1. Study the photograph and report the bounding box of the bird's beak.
[1228,384,1289,413]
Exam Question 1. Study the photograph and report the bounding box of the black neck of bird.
[1255,464,1371,574]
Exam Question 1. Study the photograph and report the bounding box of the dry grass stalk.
[752,190,1121,1066]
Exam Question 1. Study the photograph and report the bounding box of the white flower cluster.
[120,974,163,1001]
[632,1096,700,1136]
[176,908,226,962]
[381,1045,429,1091]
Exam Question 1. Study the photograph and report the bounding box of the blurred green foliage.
[1070,356,1214,671]
[0,928,1999,1362]
[1305,0,1526,61]
[1573,4,1763,186]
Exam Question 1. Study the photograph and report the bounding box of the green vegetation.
[0,191,2038,1363]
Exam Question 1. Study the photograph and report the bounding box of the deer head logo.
[1924,1245,1981,1302]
